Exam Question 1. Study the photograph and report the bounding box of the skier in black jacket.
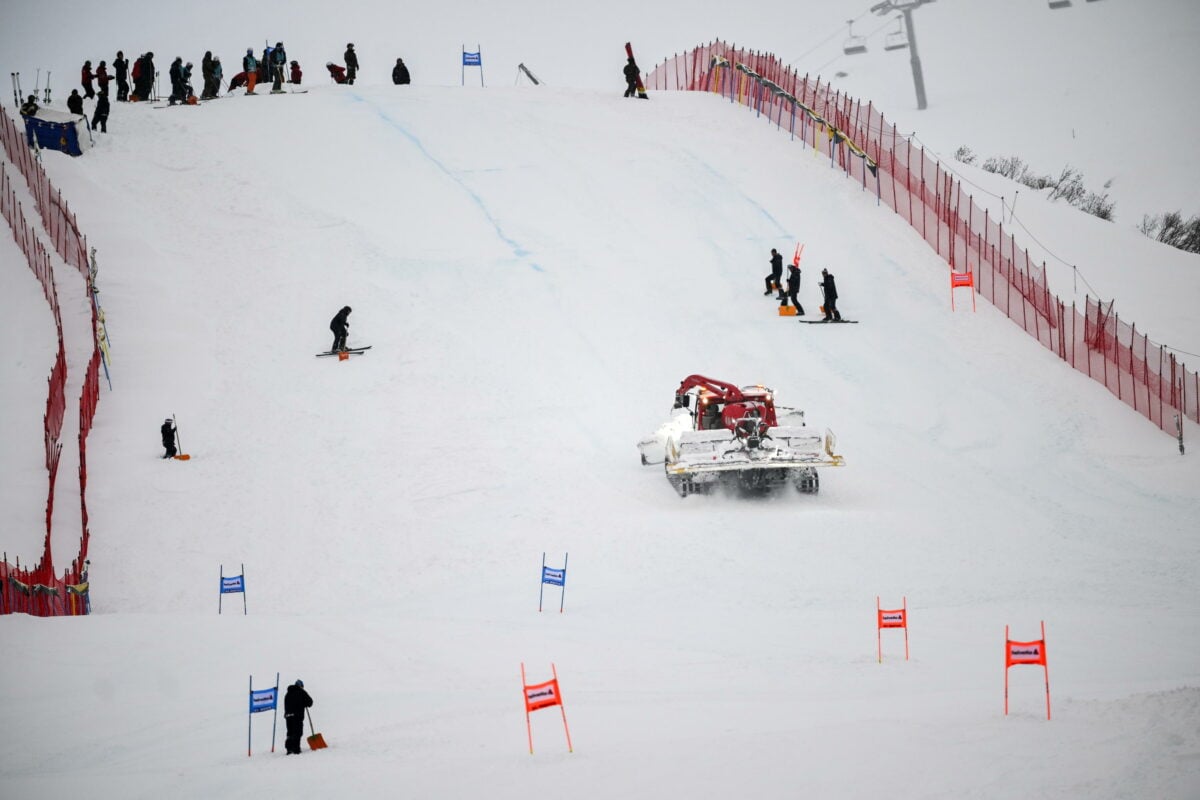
[66,89,84,115]
[764,248,783,296]
[819,268,841,321]
[283,680,313,755]
[783,263,804,314]
[330,306,352,352]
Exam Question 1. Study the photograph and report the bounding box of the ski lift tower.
[871,0,936,110]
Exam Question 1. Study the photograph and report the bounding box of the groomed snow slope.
[2,85,1198,799]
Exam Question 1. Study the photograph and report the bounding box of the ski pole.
[172,414,182,454]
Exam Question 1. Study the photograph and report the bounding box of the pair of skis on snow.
[315,346,372,358]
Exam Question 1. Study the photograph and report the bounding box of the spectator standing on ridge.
[623,55,639,98]
[329,306,352,352]
[344,43,358,84]
[113,51,129,101]
[764,248,783,297]
[167,57,184,105]
[283,680,313,755]
[243,48,258,94]
[326,62,347,84]
[818,268,842,322]
[91,91,110,132]
[289,60,303,85]
[161,418,177,459]
[200,51,215,99]
[271,42,288,92]
[96,61,111,95]
[133,52,155,101]
[20,94,39,116]
[81,60,96,98]
[392,57,410,85]
[211,56,223,96]
[66,89,84,115]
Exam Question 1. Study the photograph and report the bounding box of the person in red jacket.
[326,62,347,84]
[227,71,247,92]
[81,60,96,98]
[95,60,111,96]
[290,60,302,85]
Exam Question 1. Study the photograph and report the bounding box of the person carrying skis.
[392,57,410,85]
[330,306,352,352]
[114,51,129,101]
[783,262,804,314]
[326,62,348,84]
[623,55,639,98]
[819,268,842,321]
[289,60,303,85]
[161,418,177,459]
[243,48,258,94]
[344,43,358,84]
[271,42,288,92]
[764,248,783,297]
[81,60,96,98]
[20,94,39,116]
[283,680,313,755]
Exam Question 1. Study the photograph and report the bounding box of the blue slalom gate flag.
[462,45,484,86]
[220,563,247,615]
[249,686,278,713]
[538,552,568,613]
[248,673,280,756]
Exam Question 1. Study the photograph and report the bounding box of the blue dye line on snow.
[350,94,544,272]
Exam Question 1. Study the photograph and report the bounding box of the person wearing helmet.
[330,306,352,351]
[283,679,313,755]
[326,62,347,84]
[160,418,177,459]
[344,43,358,84]
[243,48,258,94]
[270,42,288,92]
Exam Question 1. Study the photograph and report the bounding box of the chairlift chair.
[884,17,908,51]
[842,21,868,56]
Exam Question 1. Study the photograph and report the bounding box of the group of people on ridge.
[764,248,842,322]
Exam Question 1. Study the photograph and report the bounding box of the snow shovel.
[171,414,191,460]
[306,708,327,750]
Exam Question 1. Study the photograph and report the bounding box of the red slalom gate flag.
[877,596,909,662]
[521,663,573,754]
[1005,621,1051,720]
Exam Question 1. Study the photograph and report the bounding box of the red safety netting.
[0,109,97,615]
[646,42,1195,435]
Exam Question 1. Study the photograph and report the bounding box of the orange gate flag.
[877,596,909,662]
[950,268,976,311]
[1005,621,1051,720]
[521,663,574,754]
